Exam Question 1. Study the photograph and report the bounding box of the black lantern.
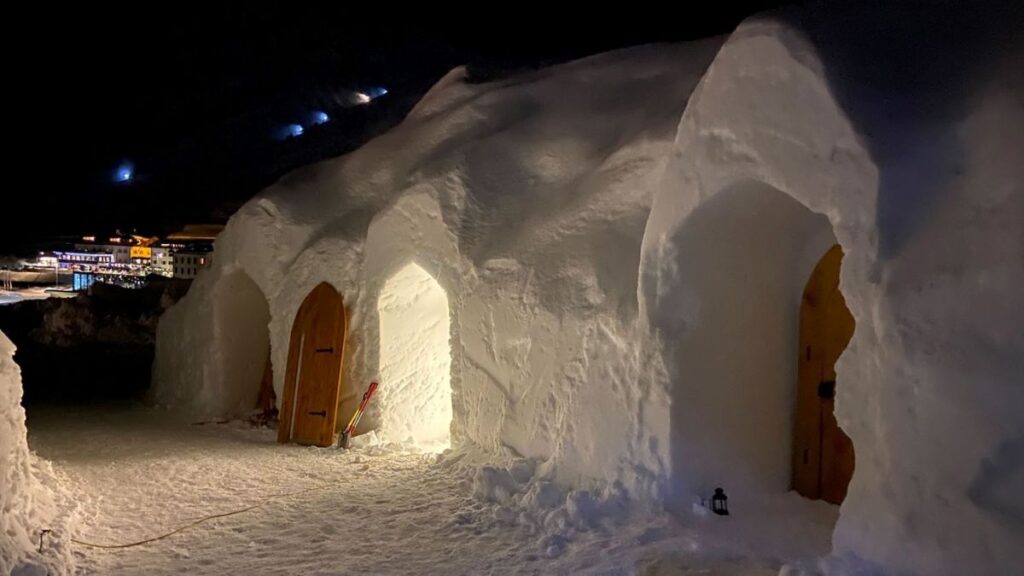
[711,487,729,516]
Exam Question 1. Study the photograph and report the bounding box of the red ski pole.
[339,381,379,448]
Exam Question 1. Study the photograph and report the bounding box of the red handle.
[357,381,378,413]
[343,381,379,437]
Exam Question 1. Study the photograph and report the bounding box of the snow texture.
[377,262,452,450]
[0,331,75,575]
[151,38,726,480]
[27,405,838,575]
[641,6,1024,575]
[145,5,1023,575]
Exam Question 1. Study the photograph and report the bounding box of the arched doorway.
[377,262,452,452]
[214,271,272,416]
[792,245,856,504]
[277,282,347,447]
[663,180,845,500]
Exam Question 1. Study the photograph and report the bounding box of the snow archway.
[213,270,271,416]
[377,262,453,451]
[664,180,843,498]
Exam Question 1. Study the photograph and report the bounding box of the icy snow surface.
[26,406,839,576]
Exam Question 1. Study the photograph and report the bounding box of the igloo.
[136,5,1022,575]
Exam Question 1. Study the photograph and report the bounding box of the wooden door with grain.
[793,245,856,504]
[277,282,347,447]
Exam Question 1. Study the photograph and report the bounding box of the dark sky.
[7,3,795,255]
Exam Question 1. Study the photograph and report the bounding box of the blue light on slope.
[114,162,134,183]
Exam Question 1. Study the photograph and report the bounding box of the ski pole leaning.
[338,380,379,449]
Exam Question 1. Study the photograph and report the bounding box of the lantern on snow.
[711,487,729,516]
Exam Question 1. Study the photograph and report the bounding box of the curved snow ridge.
[404,65,472,122]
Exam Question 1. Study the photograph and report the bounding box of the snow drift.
[150,4,1023,575]
[1,331,73,575]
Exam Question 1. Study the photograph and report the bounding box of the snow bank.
[0,331,73,575]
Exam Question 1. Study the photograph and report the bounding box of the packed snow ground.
[26,405,839,575]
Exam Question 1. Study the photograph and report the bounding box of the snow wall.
[152,5,1023,574]
[1,331,72,575]
[152,38,725,476]
[640,6,1023,575]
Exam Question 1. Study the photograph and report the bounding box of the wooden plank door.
[793,245,856,504]
[277,282,347,447]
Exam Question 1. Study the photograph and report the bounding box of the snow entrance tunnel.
[214,270,272,416]
[664,180,856,504]
[377,262,453,452]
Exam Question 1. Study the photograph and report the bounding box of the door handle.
[315,347,335,354]
[308,410,327,417]
[818,380,836,399]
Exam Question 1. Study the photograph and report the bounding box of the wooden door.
[277,282,347,447]
[793,245,856,504]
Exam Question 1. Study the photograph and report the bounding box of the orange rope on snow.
[68,482,334,550]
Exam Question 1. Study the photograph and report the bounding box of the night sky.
[8,3,795,255]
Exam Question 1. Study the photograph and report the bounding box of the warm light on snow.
[377,263,452,451]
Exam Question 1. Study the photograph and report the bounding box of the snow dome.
[130,4,1022,575]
